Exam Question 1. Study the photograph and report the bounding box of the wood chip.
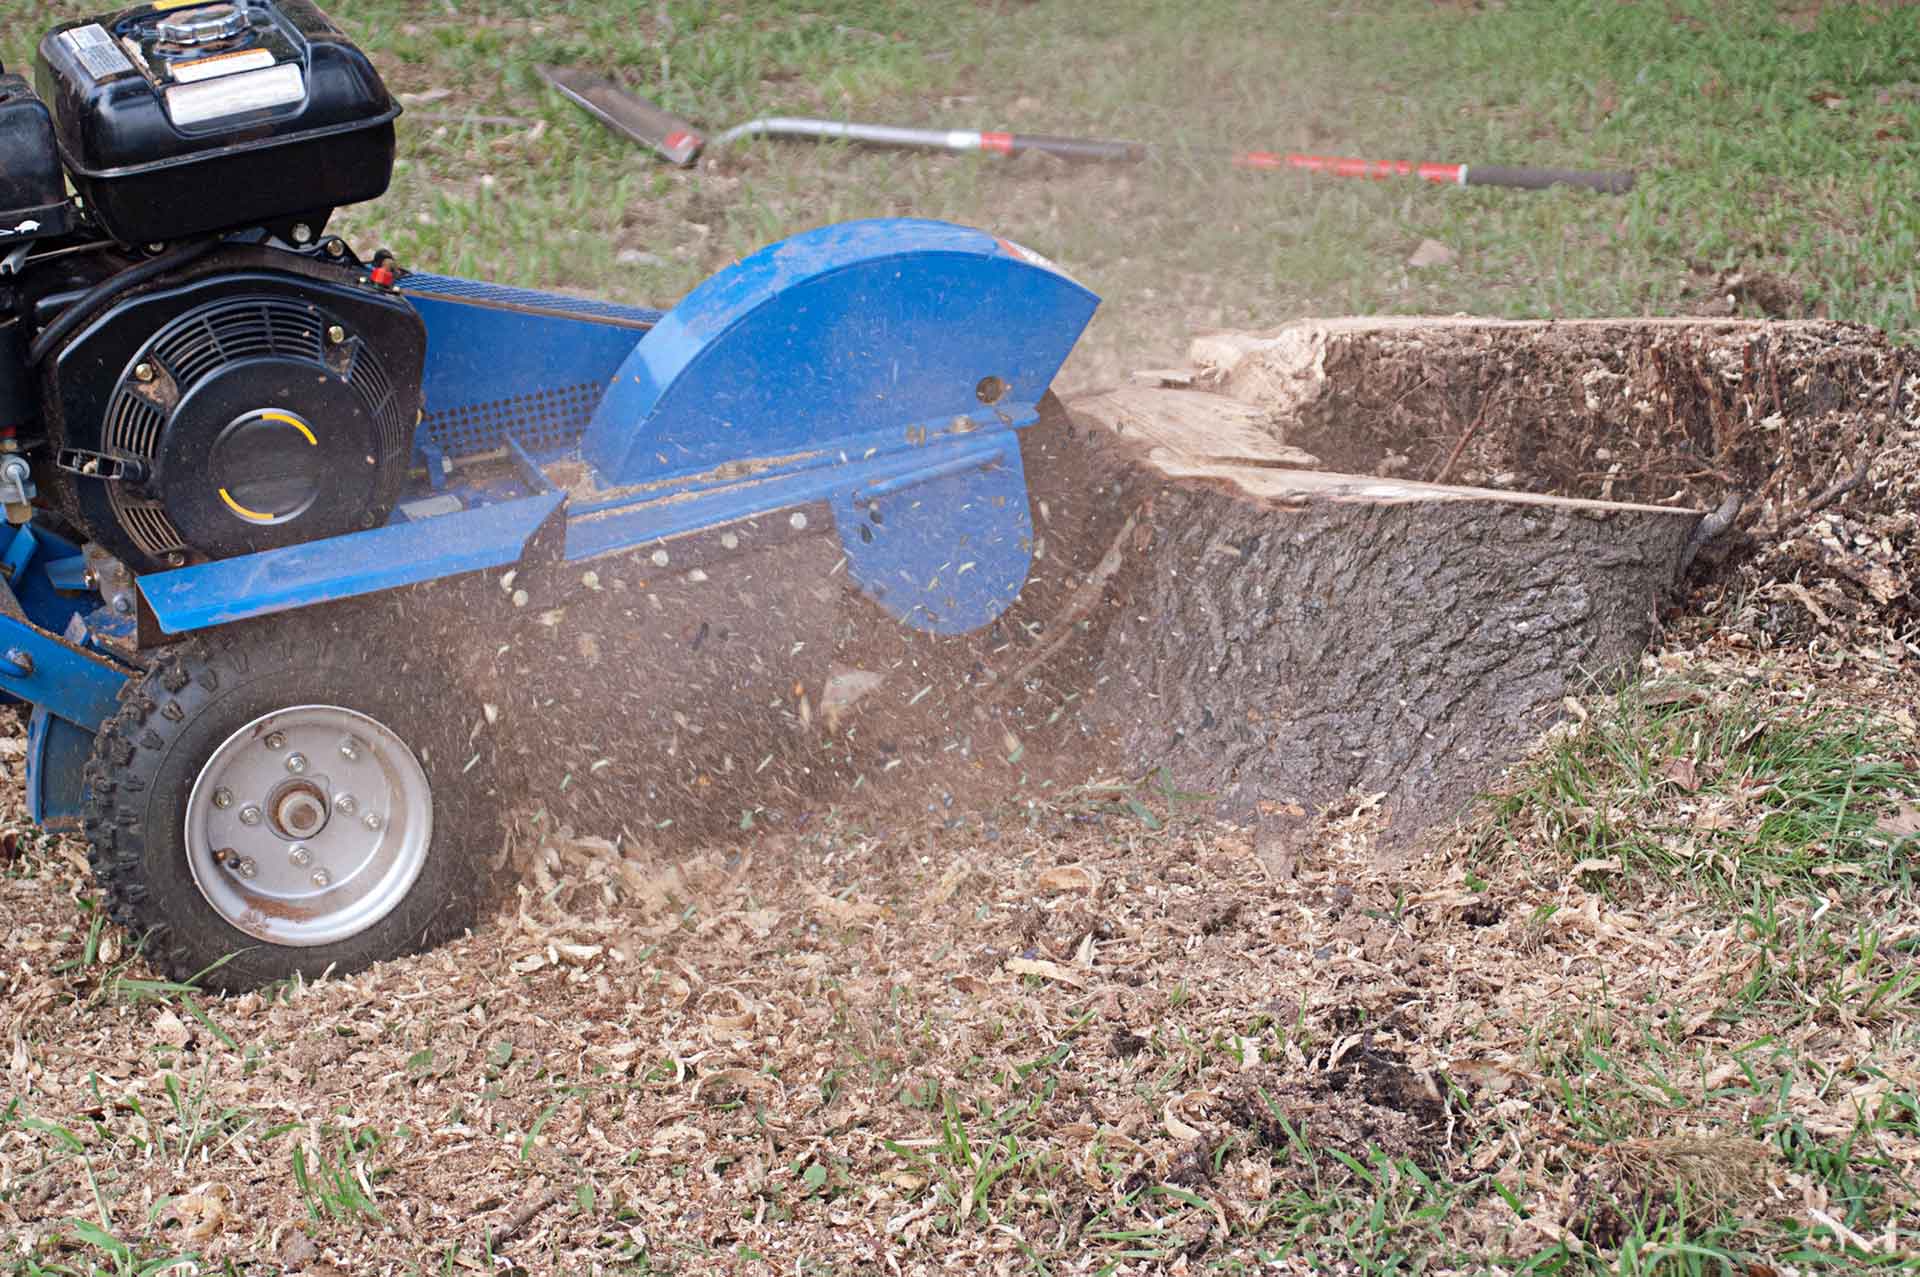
[1006,956,1088,988]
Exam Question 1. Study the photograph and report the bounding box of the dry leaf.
[1660,757,1702,792]
[1407,238,1455,269]
[1572,856,1624,876]
[809,891,884,925]
[151,1009,190,1048]
[694,1068,776,1099]
[165,1185,232,1242]
[923,860,983,913]
[1163,1095,1206,1141]
[1641,682,1707,707]
[1876,801,1920,840]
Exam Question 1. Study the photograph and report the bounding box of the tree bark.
[1068,367,1706,846]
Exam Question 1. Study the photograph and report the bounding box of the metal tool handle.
[1463,164,1634,194]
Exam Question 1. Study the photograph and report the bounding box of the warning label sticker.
[59,24,135,81]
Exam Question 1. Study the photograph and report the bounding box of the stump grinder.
[0,2,1098,989]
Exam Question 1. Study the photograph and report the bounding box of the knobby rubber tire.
[81,615,503,992]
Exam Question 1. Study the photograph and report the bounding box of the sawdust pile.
[4,648,1915,1270]
[4,331,1917,1270]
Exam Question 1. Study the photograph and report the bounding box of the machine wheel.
[82,619,502,992]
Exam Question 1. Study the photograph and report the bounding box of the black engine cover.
[46,246,424,570]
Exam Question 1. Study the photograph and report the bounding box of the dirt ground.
[3,639,1914,1273]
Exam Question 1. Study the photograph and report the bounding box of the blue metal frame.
[139,491,564,634]
[0,523,132,730]
[144,218,1099,639]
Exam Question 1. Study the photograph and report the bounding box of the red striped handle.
[1235,151,1465,184]
[1234,151,1632,193]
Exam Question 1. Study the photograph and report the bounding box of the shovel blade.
[536,65,704,166]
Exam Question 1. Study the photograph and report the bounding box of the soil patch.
[1227,1039,1455,1173]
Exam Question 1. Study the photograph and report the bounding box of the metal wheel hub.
[269,778,330,838]
[185,705,432,948]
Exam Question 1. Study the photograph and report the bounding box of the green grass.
[6,0,1915,382]
[1481,681,1920,905]
[1468,675,1920,1268]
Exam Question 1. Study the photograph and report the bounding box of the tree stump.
[1059,318,1845,846]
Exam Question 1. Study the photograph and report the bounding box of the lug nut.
[211,788,233,809]
[133,362,155,384]
[285,752,308,774]
[289,845,312,867]
[362,812,382,832]
[264,732,286,750]
[238,805,263,827]
[334,793,358,816]
[236,858,258,879]
[326,324,347,344]
[311,868,332,888]
[339,738,362,762]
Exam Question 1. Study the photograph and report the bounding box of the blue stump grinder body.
[3,218,1099,829]
[0,1,1098,988]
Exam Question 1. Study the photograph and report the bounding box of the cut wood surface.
[1085,383,1322,470]
[1184,315,1902,507]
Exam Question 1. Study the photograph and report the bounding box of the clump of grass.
[293,1126,388,1225]
[1478,681,1919,903]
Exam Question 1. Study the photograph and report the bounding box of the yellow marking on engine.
[219,489,276,523]
[152,0,206,9]
[260,411,318,445]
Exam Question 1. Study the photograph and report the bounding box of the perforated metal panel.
[419,380,605,455]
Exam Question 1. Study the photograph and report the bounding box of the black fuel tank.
[0,71,74,246]
[34,2,399,245]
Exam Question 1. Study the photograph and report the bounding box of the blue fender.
[580,219,1096,482]
[579,219,1099,632]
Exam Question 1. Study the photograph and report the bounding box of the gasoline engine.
[0,0,423,574]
